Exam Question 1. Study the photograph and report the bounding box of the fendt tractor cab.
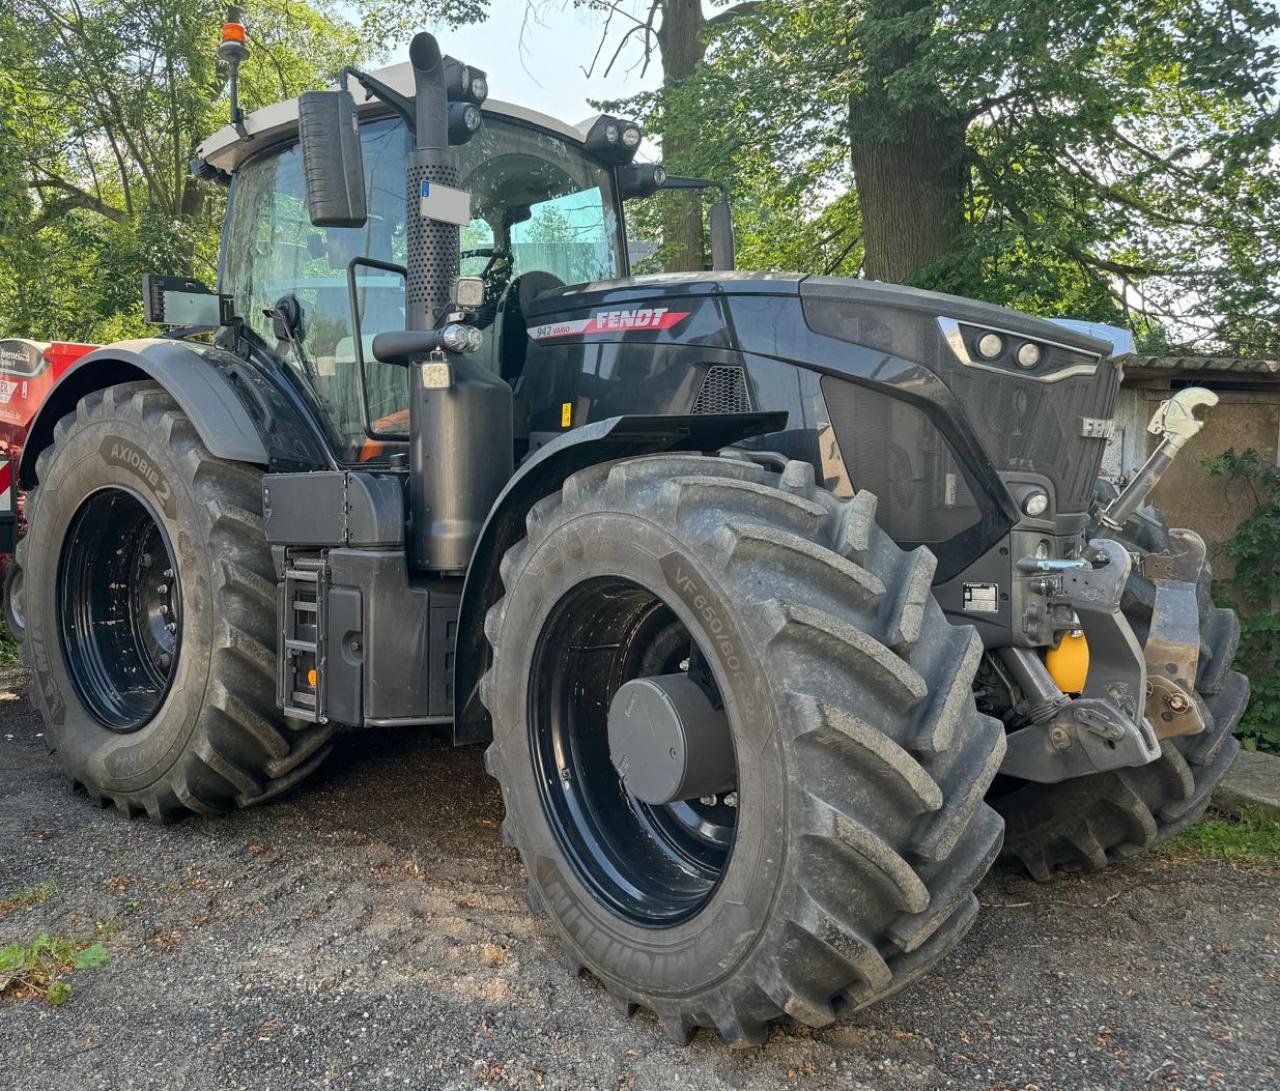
[10,16,1245,1045]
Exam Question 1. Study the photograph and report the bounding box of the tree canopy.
[0,0,364,341]
[625,0,1280,352]
[0,0,1276,355]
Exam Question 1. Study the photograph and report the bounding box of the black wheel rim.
[57,487,181,732]
[529,577,738,927]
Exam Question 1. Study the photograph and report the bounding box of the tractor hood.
[519,271,1124,533]
[526,272,1113,360]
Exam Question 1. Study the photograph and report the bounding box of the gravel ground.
[2,666,1278,1091]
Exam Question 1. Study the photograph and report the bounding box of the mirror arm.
[342,66,417,134]
[656,175,726,199]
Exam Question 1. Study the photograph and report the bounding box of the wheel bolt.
[157,583,168,594]
[166,622,176,633]
[699,795,717,807]
[159,604,168,615]
[164,568,174,579]
[724,792,738,808]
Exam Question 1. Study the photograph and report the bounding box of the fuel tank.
[517,272,1123,622]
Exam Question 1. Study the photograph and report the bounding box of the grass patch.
[0,882,55,919]
[0,934,109,1007]
[1160,806,1280,866]
[0,619,19,667]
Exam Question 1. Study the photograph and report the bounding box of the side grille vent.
[692,366,754,414]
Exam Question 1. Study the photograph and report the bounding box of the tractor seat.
[499,271,564,384]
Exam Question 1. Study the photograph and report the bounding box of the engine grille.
[692,366,753,414]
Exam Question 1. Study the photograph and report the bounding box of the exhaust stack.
[403,33,513,574]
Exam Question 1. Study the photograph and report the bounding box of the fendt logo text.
[528,307,691,341]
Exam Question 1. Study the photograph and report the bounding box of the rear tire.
[20,381,334,820]
[482,454,1006,1044]
[994,486,1247,879]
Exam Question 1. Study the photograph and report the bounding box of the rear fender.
[17,338,331,488]
[453,411,786,744]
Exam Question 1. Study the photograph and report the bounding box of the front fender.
[17,338,331,487]
[452,411,787,744]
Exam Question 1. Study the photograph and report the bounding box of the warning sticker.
[963,582,1000,614]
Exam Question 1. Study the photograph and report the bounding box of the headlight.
[469,75,488,103]
[1022,489,1050,517]
[976,332,1004,359]
[604,123,620,145]
[441,323,475,353]
[1016,342,1042,369]
[621,125,642,148]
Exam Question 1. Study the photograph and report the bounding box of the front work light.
[453,276,486,310]
[1022,490,1050,518]
[440,323,484,354]
[584,115,643,163]
[448,102,482,144]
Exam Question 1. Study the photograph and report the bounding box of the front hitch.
[1000,539,1161,783]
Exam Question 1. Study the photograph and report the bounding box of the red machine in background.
[0,338,99,634]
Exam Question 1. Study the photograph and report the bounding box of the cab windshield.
[220,114,625,462]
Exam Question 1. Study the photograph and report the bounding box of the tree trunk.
[847,0,968,285]
[657,0,707,272]
[850,104,966,284]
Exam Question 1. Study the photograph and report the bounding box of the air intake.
[692,365,753,414]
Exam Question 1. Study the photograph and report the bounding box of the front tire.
[20,381,334,820]
[483,454,1006,1044]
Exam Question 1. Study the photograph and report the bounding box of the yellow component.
[1045,631,1089,694]
[307,668,318,687]
[561,402,572,428]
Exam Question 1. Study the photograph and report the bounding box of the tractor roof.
[196,60,595,175]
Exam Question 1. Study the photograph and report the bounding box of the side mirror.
[709,198,736,271]
[142,274,223,327]
[298,90,368,228]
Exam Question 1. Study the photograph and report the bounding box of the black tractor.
[11,21,1245,1046]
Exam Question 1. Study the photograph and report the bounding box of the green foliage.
[0,0,365,342]
[0,619,17,667]
[1203,448,1280,752]
[610,0,1280,350]
[0,881,55,919]
[0,933,110,1007]
[1161,806,1280,866]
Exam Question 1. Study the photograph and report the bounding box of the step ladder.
[279,556,328,723]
